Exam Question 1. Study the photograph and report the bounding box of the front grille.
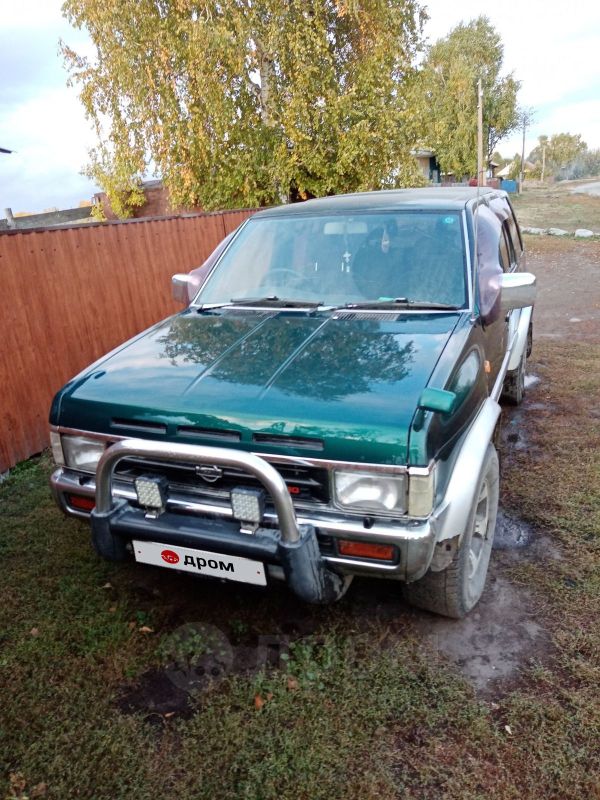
[115,457,330,508]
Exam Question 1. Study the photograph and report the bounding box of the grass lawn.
[1,349,599,797]
[512,180,600,231]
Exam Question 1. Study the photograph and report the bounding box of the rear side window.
[489,196,522,258]
[498,229,512,272]
[506,204,523,255]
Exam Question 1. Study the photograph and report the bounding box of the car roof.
[254,187,503,218]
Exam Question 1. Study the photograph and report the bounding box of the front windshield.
[196,210,467,308]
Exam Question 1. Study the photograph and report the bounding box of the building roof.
[0,206,93,231]
[411,148,436,158]
[255,187,499,217]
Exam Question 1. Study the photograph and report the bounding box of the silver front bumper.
[51,439,438,582]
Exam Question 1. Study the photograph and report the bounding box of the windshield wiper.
[344,298,461,311]
[196,296,325,312]
[229,296,325,309]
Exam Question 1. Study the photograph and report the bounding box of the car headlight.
[333,471,407,515]
[60,435,106,473]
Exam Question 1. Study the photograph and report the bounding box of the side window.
[506,201,523,255]
[503,221,518,268]
[498,229,512,272]
[490,195,523,261]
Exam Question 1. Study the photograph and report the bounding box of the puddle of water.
[494,510,532,549]
[528,401,552,411]
[524,374,540,389]
[501,414,543,457]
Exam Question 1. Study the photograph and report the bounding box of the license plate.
[132,540,267,586]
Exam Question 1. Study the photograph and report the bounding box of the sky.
[1,0,600,214]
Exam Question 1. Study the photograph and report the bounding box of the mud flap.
[278,525,348,604]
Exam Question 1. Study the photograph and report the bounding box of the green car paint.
[418,387,457,414]
[52,307,462,466]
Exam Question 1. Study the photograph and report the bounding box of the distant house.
[487,159,501,179]
[497,160,536,179]
[93,179,201,220]
[412,149,441,183]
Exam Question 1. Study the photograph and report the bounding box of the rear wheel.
[502,346,526,406]
[403,444,499,618]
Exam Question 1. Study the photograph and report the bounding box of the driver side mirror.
[171,230,237,305]
[499,272,537,312]
[172,273,198,305]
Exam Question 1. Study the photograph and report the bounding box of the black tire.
[501,347,526,406]
[403,444,499,618]
[526,321,533,358]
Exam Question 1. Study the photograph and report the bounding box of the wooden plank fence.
[0,209,255,473]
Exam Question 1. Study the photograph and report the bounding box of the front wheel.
[403,444,499,618]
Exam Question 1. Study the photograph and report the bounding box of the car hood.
[57,308,460,464]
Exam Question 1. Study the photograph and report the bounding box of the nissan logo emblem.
[196,464,223,483]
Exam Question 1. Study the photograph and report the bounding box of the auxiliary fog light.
[134,475,168,517]
[231,487,265,525]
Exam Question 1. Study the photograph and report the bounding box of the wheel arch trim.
[507,305,533,371]
[432,398,501,543]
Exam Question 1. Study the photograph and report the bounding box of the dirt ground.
[512,179,600,231]
[525,236,600,341]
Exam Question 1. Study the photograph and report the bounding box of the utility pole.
[477,79,485,187]
[519,115,527,195]
[3,208,15,229]
[541,145,546,183]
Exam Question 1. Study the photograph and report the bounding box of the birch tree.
[417,16,520,179]
[62,0,426,215]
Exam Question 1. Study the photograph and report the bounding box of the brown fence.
[0,209,255,473]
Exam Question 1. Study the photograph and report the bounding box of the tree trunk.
[256,39,274,127]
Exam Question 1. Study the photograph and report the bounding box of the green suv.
[50,188,535,617]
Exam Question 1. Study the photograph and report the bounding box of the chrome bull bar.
[92,438,348,603]
[95,438,301,543]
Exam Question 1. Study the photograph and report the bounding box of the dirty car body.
[50,188,536,617]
